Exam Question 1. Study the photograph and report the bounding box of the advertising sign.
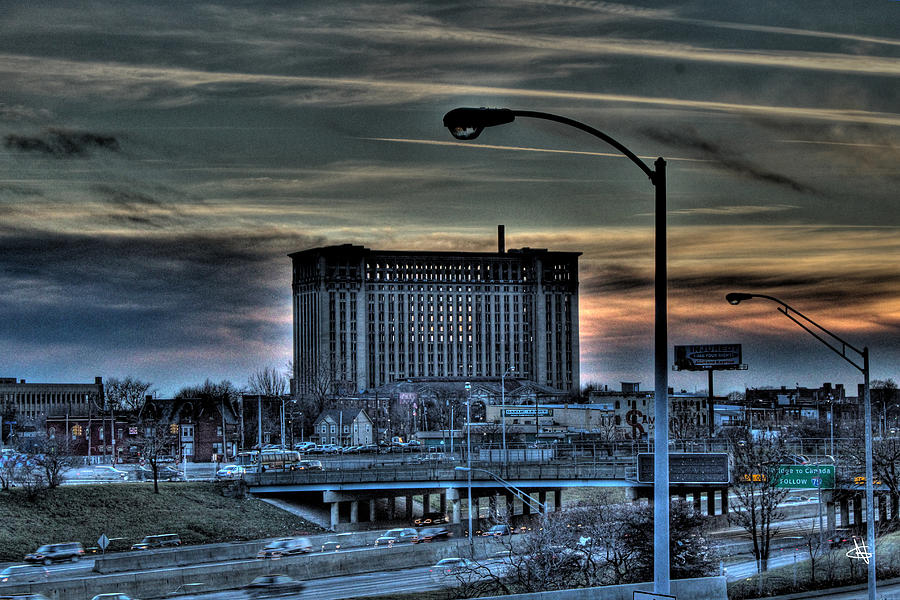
[637,453,730,484]
[398,392,417,403]
[503,408,552,418]
[673,344,743,371]
[774,464,835,489]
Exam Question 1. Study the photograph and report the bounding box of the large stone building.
[0,376,104,421]
[289,229,581,395]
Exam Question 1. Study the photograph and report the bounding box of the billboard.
[638,453,730,484]
[673,344,743,371]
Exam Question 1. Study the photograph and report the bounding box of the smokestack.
[498,225,505,253]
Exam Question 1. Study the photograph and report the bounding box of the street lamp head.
[454,466,471,472]
[443,107,515,140]
[726,292,755,305]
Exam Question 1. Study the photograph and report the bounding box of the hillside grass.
[0,482,324,562]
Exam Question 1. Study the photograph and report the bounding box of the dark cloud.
[4,129,120,158]
[641,128,816,194]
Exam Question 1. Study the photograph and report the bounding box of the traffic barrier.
[14,535,505,599]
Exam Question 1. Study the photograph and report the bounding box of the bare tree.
[247,366,287,397]
[30,432,75,489]
[105,376,152,411]
[135,421,177,494]
[727,428,792,571]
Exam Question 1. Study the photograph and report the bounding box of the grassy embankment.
[0,482,324,562]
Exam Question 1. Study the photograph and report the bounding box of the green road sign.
[774,464,835,489]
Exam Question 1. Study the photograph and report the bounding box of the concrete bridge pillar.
[538,491,547,511]
[506,493,514,517]
[720,488,728,514]
[447,488,461,524]
[840,497,850,527]
[423,493,432,514]
[853,494,863,526]
[330,501,340,531]
[707,489,716,516]
[554,489,562,511]
[350,500,359,524]
[522,492,531,515]
[405,495,413,521]
[388,496,397,520]
[878,494,887,524]
[489,494,497,519]
[369,499,376,522]
[892,494,899,521]
[439,492,447,515]
[692,491,702,513]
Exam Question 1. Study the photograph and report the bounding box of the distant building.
[289,228,581,395]
[0,376,104,422]
[312,408,374,446]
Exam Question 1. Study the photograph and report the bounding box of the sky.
[0,1,897,398]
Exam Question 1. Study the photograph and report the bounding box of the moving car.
[429,557,475,581]
[215,464,246,479]
[244,574,305,598]
[0,594,51,600]
[257,537,313,558]
[482,524,512,536]
[321,539,342,552]
[90,595,138,600]
[0,565,49,584]
[374,528,417,547]
[131,534,181,550]
[414,511,449,525]
[412,526,451,543]
[24,542,85,565]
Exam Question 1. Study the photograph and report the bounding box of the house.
[312,409,374,446]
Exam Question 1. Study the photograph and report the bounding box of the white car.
[69,466,128,481]
[429,557,476,581]
[215,464,246,479]
[91,594,137,600]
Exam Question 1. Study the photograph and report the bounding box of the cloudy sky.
[1,1,897,397]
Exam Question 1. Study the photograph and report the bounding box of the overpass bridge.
[243,459,732,531]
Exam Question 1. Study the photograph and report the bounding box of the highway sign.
[97,533,109,552]
[637,453,730,484]
[774,464,835,489]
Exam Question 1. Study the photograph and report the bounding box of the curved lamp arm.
[442,107,659,184]
[725,292,867,373]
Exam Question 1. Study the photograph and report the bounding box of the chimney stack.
[498,225,505,253]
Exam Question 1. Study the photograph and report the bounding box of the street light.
[455,465,548,513]
[501,366,514,467]
[443,106,670,593]
[725,292,876,600]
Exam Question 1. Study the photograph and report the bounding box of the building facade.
[290,234,580,394]
[0,376,104,422]
[312,409,374,446]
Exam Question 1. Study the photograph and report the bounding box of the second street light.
[443,107,670,594]
[726,292,876,600]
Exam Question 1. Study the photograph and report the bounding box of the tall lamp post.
[443,107,670,593]
[726,292,875,600]
[501,366,514,467]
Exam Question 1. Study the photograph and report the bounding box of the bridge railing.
[243,459,636,487]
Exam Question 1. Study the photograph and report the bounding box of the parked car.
[68,466,128,481]
[412,527,451,543]
[215,464,247,479]
[374,528,417,547]
[482,524,512,536]
[414,511,449,526]
[293,442,316,452]
[90,595,137,600]
[133,466,184,481]
[0,594,51,600]
[320,444,340,454]
[244,574,305,598]
[257,537,313,558]
[131,534,181,550]
[0,565,49,584]
[24,542,85,565]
